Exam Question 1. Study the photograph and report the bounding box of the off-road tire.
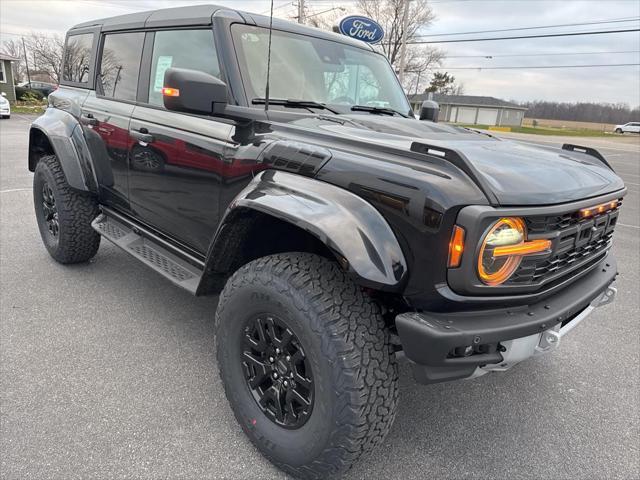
[215,253,399,479]
[33,155,101,263]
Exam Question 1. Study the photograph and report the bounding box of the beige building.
[409,93,528,127]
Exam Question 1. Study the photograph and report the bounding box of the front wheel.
[33,155,101,263]
[215,253,399,479]
[615,128,623,134]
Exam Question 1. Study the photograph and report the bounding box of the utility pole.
[298,0,304,24]
[398,0,410,88]
[21,37,31,85]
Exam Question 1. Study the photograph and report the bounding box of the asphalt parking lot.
[1,114,639,479]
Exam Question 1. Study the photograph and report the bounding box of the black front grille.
[525,213,576,233]
[507,201,620,286]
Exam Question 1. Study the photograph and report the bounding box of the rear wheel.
[33,155,101,263]
[215,253,399,479]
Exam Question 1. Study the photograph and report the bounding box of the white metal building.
[408,94,528,127]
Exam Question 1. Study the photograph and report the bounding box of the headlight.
[477,217,551,286]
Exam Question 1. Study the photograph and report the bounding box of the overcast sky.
[1,0,638,105]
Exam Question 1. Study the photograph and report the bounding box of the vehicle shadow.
[38,242,625,480]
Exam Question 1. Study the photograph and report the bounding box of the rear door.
[81,31,144,210]
[127,28,234,254]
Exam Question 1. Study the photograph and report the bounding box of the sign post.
[398,0,410,86]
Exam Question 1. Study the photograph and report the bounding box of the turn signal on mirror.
[161,87,180,97]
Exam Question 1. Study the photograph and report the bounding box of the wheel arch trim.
[204,170,408,290]
[29,109,96,192]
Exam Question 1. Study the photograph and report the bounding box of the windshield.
[231,24,411,114]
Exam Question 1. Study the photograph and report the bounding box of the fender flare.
[208,170,408,290]
[29,109,97,192]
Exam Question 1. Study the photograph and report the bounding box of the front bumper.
[396,255,617,384]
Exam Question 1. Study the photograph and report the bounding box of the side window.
[148,29,220,107]
[99,32,144,101]
[62,33,94,84]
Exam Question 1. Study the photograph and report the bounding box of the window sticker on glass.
[154,55,173,92]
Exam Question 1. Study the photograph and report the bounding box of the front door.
[127,29,234,254]
[81,31,145,211]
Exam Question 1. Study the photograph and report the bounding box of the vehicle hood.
[299,115,625,206]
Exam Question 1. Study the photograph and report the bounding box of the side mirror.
[1,92,6,97]
[419,100,439,122]
[163,68,227,116]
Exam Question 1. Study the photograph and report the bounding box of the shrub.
[15,87,44,101]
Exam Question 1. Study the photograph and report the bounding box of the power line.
[405,28,640,44]
[259,1,294,15]
[438,63,640,70]
[445,50,640,58]
[416,17,639,38]
[1,31,60,40]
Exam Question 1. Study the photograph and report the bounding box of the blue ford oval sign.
[338,16,385,44]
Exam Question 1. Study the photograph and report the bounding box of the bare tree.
[2,33,65,84]
[522,100,640,124]
[26,33,65,84]
[357,0,444,91]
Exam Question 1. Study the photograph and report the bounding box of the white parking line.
[618,223,640,230]
[0,188,30,194]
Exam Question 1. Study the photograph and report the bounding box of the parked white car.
[0,92,10,119]
[614,122,640,134]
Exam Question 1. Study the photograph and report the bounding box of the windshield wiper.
[350,105,409,118]
[252,98,340,115]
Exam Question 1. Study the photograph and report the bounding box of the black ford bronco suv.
[29,5,625,479]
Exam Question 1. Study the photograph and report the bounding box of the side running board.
[91,209,203,294]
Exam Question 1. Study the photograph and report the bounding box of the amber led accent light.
[477,217,553,287]
[161,87,180,97]
[493,239,552,257]
[448,225,465,268]
[580,200,618,218]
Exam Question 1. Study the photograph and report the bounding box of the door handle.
[130,128,155,145]
[80,113,98,126]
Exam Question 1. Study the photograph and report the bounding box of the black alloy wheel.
[41,180,59,239]
[242,314,314,429]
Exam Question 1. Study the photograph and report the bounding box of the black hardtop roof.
[69,4,373,51]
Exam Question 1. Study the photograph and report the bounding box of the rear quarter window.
[62,33,95,85]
